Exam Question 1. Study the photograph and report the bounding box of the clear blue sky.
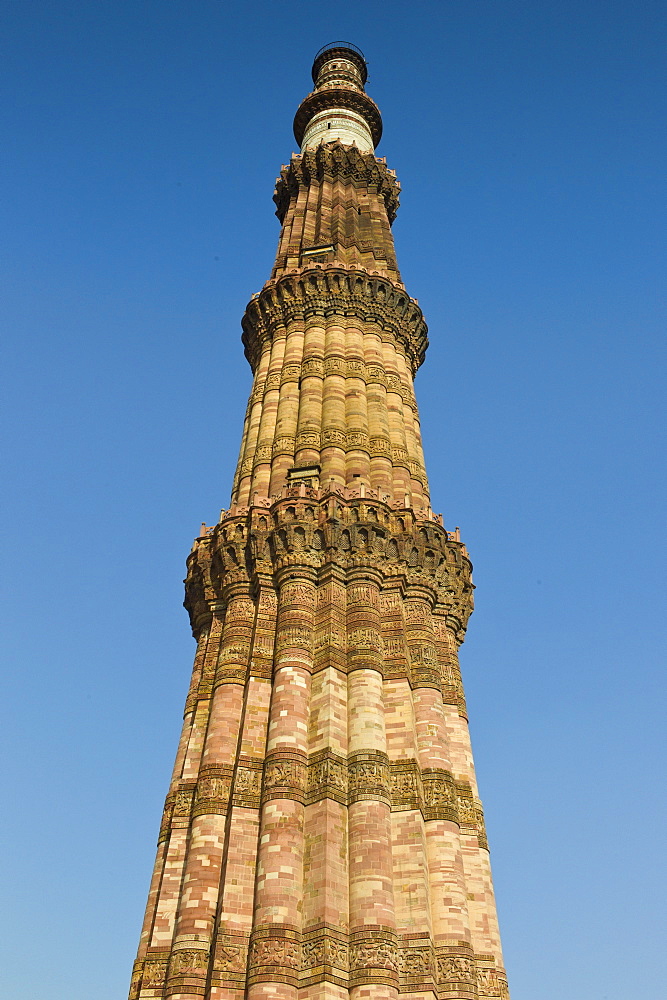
[2,2,665,998]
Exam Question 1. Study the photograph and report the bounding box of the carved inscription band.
[130,940,506,996]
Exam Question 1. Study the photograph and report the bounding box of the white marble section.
[301,108,374,153]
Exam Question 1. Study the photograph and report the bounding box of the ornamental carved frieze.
[347,626,383,654]
[436,952,477,986]
[369,434,391,457]
[185,494,474,645]
[245,354,418,406]
[346,429,369,450]
[168,948,210,977]
[217,641,250,667]
[457,788,489,850]
[301,930,349,973]
[249,928,301,980]
[349,932,399,985]
[381,636,411,681]
[262,752,308,803]
[422,768,458,823]
[232,762,263,808]
[295,429,321,450]
[280,362,302,384]
[172,786,195,821]
[306,750,348,805]
[348,751,391,803]
[457,784,477,826]
[477,965,509,998]
[139,957,168,988]
[272,435,296,457]
[321,427,347,448]
[390,759,423,811]
[158,795,173,843]
[398,943,437,983]
[300,356,325,378]
[242,267,427,375]
[193,767,233,816]
[214,933,249,975]
[274,625,314,652]
[408,640,441,690]
[128,962,143,999]
[274,143,399,223]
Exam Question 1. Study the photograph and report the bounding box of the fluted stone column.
[346,571,399,1000]
[247,569,315,1000]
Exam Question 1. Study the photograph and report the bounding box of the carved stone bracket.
[192,494,467,591]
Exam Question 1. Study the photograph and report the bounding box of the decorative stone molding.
[242,267,427,375]
[436,952,478,999]
[248,926,302,985]
[193,766,233,816]
[171,786,195,822]
[158,795,174,844]
[168,947,210,978]
[138,956,168,989]
[348,750,391,803]
[262,751,308,803]
[306,749,348,805]
[389,759,423,812]
[292,91,383,152]
[232,761,263,808]
[349,930,399,987]
[422,768,459,823]
[398,942,437,984]
[477,964,510,998]
[246,356,419,406]
[185,493,474,661]
[300,927,349,977]
[212,932,249,981]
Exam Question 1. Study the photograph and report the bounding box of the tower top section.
[294,41,382,154]
[311,42,368,85]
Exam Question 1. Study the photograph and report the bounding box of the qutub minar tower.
[130,43,509,1000]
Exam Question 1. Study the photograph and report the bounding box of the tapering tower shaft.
[130,43,509,1000]
[233,142,428,509]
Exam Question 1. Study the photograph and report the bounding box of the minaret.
[129,43,510,1000]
